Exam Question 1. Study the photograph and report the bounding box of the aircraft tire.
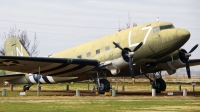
[153,78,166,93]
[23,85,30,91]
[98,79,110,94]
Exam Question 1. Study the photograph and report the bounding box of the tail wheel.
[23,85,30,91]
[98,79,110,94]
[153,78,166,93]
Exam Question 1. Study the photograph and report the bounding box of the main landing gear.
[90,70,111,94]
[23,84,33,91]
[144,71,166,93]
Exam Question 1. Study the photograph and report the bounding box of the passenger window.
[96,49,100,54]
[105,46,110,50]
[154,27,160,33]
[87,52,91,57]
[77,55,82,59]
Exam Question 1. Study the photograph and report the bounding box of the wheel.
[153,78,166,93]
[23,85,30,91]
[97,79,110,94]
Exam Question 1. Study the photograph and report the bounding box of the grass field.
[0,82,200,112]
[1,81,200,92]
[0,96,200,112]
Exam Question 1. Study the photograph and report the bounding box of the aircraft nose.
[176,29,190,41]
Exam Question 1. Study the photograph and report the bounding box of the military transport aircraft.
[0,37,77,91]
[0,21,199,93]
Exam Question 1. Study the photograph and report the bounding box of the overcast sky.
[0,0,200,69]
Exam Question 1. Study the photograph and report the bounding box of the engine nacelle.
[106,56,128,74]
[156,59,185,75]
[154,49,187,75]
[105,48,129,75]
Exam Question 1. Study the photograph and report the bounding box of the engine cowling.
[105,48,130,75]
[154,49,187,75]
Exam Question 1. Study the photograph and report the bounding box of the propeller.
[113,42,143,79]
[179,44,199,78]
[189,44,198,53]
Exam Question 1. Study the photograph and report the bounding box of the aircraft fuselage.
[51,22,190,78]
[52,22,189,61]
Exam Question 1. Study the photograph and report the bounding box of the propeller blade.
[133,42,143,52]
[189,44,199,53]
[113,42,127,53]
[184,44,198,78]
[128,57,134,78]
[185,60,191,78]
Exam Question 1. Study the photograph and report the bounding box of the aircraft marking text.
[16,45,23,56]
[128,26,152,48]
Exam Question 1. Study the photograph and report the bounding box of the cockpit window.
[154,27,160,33]
[160,25,174,30]
[154,25,174,33]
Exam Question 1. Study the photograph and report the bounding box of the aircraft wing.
[189,59,200,66]
[0,56,99,77]
[0,74,25,82]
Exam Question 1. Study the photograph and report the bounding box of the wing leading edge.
[0,56,99,77]
[189,59,200,66]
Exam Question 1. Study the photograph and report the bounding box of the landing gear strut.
[90,70,111,94]
[144,71,166,93]
[23,84,33,91]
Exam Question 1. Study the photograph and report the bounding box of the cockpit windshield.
[154,25,174,33]
[160,25,174,30]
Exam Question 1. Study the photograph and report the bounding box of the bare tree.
[0,26,39,57]
[118,11,137,32]
[29,33,40,57]
[0,47,5,56]
[118,20,137,32]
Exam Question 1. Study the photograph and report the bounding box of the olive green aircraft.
[0,21,199,93]
[0,37,77,91]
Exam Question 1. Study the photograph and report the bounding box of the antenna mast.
[156,17,159,22]
[118,15,121,32]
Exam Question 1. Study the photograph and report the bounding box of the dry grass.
[0,82,200,112]
[1,82,199,94]
[0,96,200,112]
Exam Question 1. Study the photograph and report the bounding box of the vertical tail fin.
[4,37,30,56]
